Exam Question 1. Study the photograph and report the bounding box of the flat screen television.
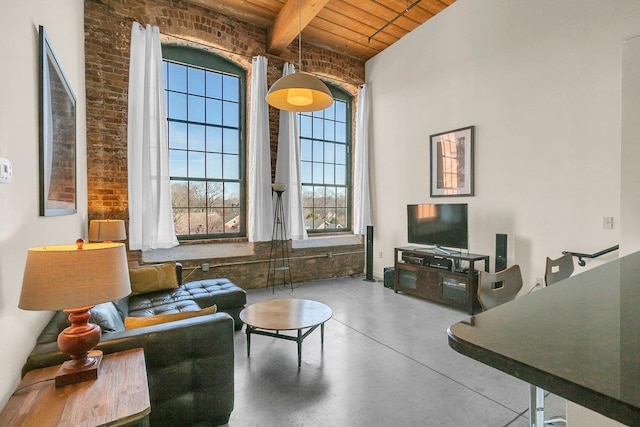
[407,203,468,252]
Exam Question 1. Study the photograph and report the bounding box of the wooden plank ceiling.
[186,0,456,61]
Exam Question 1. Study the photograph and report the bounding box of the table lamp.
[88,219,127,242]
[19,240,131,387]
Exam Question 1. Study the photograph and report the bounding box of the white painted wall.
[621,33,640,256]
[0,1,86,406]
[367,2,640,425]
[366,0,640,289]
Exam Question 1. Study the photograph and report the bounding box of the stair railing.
[562,245,619,267]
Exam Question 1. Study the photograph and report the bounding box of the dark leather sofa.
[22,263,246,427]
[129,262,247,331]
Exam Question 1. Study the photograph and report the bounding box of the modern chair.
[544,253,574,286]
[477,264,523,311]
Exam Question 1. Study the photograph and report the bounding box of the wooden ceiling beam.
[267,0,331,55]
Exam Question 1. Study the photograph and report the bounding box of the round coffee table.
[239,299,333,367]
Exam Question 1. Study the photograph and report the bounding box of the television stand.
[394,246,489,314]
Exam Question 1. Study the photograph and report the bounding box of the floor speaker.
[496,233,507,272]
[364,225,375,282]
[383,267,394,289]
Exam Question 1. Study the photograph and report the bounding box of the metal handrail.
[563,245,619,267]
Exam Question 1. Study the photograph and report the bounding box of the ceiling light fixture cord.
[264,0,334,112]
[298,0,302,72]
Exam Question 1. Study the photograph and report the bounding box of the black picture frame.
[430,126,474,197]
[39,25,77,216]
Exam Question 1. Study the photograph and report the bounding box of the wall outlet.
[603,217,613,229]
[378,251,383,259]
[201,263,210,272]
[535,277,544,288]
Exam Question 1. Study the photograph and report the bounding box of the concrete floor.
[225,275,565,427]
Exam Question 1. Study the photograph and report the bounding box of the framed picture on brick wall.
[39,25,77,216]
[430,126,474,197]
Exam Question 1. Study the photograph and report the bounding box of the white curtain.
[127,22,178,251]
[353,83,372,235]
[275,63,308,240]
[248,56,273,242]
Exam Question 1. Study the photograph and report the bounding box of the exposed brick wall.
[84,0,366,288]
[178,241,364,291]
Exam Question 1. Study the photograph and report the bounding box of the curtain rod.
[161,32,363,88]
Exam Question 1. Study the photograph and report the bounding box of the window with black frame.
[162,46,246,239]
[299,87,352,233]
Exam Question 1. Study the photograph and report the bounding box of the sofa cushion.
[124,304,217,329]
[127,298,202,318]
[36,311,70,345]
[112,297,129,319]
[129,262,179,295]
[37,303,126,342]
[181,279,247,310]
[90,302,125,333]
[128,290,197,315]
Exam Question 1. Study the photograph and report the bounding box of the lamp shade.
[89,219,127,242]
[266,71,333,112]
[19,242,131,311]
[271,183,287,192]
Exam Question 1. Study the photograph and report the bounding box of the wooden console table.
[0,348,150,427]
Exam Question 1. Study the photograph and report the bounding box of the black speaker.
[383,267,394,289]
[496,233,507,272]
[364,225,375,282]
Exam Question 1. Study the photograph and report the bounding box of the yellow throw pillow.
[124,305,217,330]
[129,262,179,295]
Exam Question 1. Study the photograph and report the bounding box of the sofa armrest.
[23,312,234,427]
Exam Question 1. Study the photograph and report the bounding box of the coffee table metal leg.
[321,322,325,349]
[297,329,302,368]
[246,326,252,357]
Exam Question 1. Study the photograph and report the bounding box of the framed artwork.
[39,25,77,216]
[430,126,474,197]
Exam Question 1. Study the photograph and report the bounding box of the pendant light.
[266,0,333,112]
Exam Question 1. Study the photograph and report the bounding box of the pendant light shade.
[266,0,333,112]
[266,71,333,112]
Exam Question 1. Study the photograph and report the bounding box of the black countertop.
[448,251,640,426]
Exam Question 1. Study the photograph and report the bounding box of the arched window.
[162,46,246,238]
[299,85,352,233]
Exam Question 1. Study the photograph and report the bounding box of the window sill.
[292,234,362,249]
[141,241,253,263]
[139,235,362,262]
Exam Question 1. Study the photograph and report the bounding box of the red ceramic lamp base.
[55,306,103,387]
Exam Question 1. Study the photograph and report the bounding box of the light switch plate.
[0,157,12,184]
